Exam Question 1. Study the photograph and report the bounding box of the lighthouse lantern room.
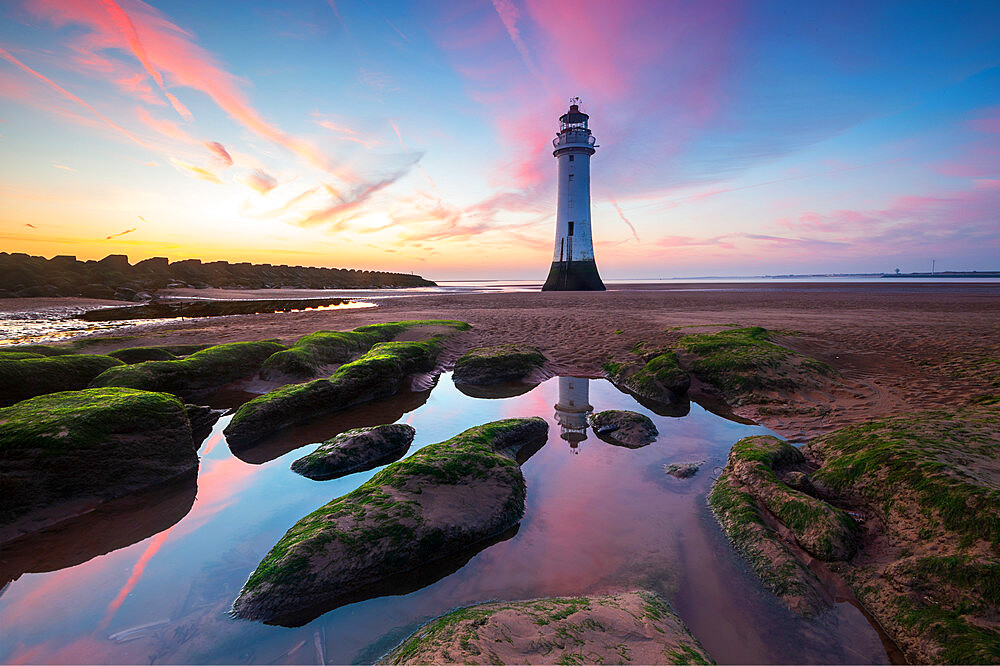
[542,98,606,291]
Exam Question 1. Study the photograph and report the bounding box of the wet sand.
[2,281,998,440]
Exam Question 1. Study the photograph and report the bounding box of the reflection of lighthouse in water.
[553,376,592,453]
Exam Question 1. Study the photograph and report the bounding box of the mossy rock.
[604,351,690,406]
[0,354,125,406]
[728,436,858,561]
[232,417,547,625]
[0,344,76,357]
[0,351,46,360]
[226,333,458,448]
[590,410,658,448]
[802,406,1000,664]
[0,387,197,541]
[90,340,286,399]
[676,327,834,406]
[108,347,178,363]
[708,471,826,616]
[383,590,713,665]
[291,424,416,480]
[452,345,547,386]
[261,320,470,381]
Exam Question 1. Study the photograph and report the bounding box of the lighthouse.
[542,98,606,291]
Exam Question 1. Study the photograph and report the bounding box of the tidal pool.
[0,374,892,664]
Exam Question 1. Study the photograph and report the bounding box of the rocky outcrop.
[803,407,1000,664]
[590,410,658,448]
[291,424,415,480]
[0,387,198,543]
[727,435,858,562]
[108,346,178,363]
[232,418,548,625]
[185,403,223,445]
[452,345,547,386]
[0,252,435,300]
[603,351,690,406]
[90,340,286,399]
[0,354,124,406]
[383,590,712,665]
[676,327,835,407]
[225,325,470,448]
[260,321,470,381]
[708,435,860,616]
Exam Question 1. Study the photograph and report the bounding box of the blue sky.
[1,0,998,278]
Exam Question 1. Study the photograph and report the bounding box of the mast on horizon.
[541,98,606,291]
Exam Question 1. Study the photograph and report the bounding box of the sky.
[0,0,998,280]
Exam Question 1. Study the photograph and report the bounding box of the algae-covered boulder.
[677,327,834,406]
[452,345,546,386]
[803,407,1000,664]
[708,470,826,616]
[90,340,286,399]
[590,409,658,448]
[226,334,457,448]
[291,424,415,480]
[261,320,470,381]
[0,387,197,542]
[108,346,178,363]
[232,417,548,625]
[383,590,712,665]
[0,354,124,406]
[185,403,223,444]
[604,350,690,406]
[726,436,857,561]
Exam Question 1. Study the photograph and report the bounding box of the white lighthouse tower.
[542,98,606,291]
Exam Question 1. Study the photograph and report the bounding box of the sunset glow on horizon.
[1,0,998,279]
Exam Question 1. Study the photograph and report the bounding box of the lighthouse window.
[568,221,575,236]
[568,174,574,182]
[569,155,574,162]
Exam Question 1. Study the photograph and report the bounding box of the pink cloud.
[204,140,233,167]
[239,168,278,194]
[0,45,150,149]
[25,0,356,180]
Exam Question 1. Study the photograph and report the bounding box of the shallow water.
[0,374,891,664]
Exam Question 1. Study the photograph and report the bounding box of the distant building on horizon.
[541,99,606,291]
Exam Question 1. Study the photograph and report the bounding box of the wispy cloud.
[204,140,233,167]
[104,227,137,239]
[170,157,222,183]
[611,201,640,243]
[0,45,150,149]
[239,168,278,194]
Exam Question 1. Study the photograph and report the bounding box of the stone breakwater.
[0,252,435,300]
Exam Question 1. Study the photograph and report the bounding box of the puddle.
[0,374,891,664]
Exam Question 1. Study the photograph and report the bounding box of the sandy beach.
[8,281,996,441]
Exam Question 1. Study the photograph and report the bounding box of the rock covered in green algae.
[590,409,658,448]
[290,424,416,480]
[261,320,471,381]
[90,340,286,399]
[382,590,713,665]
[452,344,547,386]
[225,326,469,447]
[708,470,826,617]
[0,387,197,542]
[726,436,858,561]
[603,350,691,406]
[0,354,125,406]
[108,346,178,363]
[232,417,548,625]
[803,407,1000,665]
[676,326,835,406]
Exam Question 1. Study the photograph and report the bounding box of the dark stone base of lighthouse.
[541,260,606,291]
